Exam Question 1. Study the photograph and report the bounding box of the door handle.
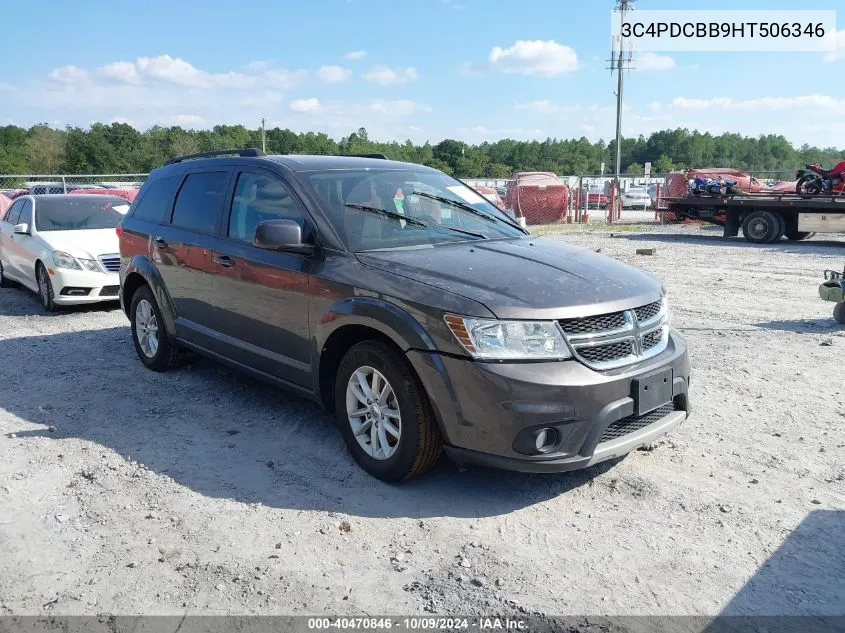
[153,237,168,249]
[213,254,235,268]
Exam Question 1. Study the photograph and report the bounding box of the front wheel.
[36,263,57,311]
[130,285,183,371]
[334,341,442,481]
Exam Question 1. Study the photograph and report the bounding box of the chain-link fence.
[0,174,147,202]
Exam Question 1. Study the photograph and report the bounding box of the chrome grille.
[599,404,676,443]
[642,328,664,351]
[559,311,626,335]
[634,300,662,324]
[560,298,668,370]
[98,254,120,272]
[577,340,634,364]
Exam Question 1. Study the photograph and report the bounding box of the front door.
[8,199,37,287]
[154,169,232,344]
[211,169,313,386]
[0,199,25,282]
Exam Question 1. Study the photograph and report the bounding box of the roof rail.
[164,148,266,166]
[346,153,388,159]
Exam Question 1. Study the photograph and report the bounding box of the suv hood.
[356,237,663,320]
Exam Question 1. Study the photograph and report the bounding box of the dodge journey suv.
[118,149,691,481]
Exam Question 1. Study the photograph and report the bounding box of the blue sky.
[2,0,843,147]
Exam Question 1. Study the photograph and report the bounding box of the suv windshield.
[35,197,127,231]
[302,168,526,251]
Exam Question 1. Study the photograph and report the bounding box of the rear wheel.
[130,285,183,371]
[834,302,845,326]
[334,341,442,481]
[796,175,823,198]
[0,259,16,287]
[742,211,781,244]
[36,263,57,311]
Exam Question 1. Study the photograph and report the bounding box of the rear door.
[0,199,25,280]
[154,169,232,345]
[7,199,36,285]
[211,168,313,386]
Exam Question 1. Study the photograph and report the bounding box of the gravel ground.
[0,224,843,617]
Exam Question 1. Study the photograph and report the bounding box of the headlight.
[78,258,102,272]
[444,315,572,360]
[52,251,81,270]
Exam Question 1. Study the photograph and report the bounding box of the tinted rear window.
[35,197,126,231]
[132,176,179,222]
[170,172,229,234]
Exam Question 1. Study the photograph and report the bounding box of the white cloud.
[289,98,321,113]
[160,114,206,128]
[369,100,432,116]
[49,65,88,83]
[823,29,845,62]
[344,50,367,60]
[487,40,578,77]
[101,61,141,84]
[635,52,675,72]
[648,101,662,112]
[515,100,581,116]
[317,65,352,84]
[363,66,419,85]
[670,95,845,111]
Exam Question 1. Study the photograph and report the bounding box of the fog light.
[535,428,558,453]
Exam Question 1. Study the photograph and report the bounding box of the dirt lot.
[0,224,843,617]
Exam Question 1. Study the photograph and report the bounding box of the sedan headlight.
[52,251,82,270]
[444,315,572,360]
[78,258,102,272]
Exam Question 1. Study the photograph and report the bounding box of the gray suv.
[119,149,691,481]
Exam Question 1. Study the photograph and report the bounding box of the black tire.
[834,302,845,326]
[785,230,816,241]
[0,259,16,287]
[36,262,58,311]
[334,341,442,482]
[742,211,781,244]
[129,285,183,371]
[796,175,823,199]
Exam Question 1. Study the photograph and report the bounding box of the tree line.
[0,123,842,178]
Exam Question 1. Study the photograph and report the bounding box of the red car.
[505,172,570,225]
[70,188,138,203]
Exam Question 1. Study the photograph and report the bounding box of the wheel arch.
[121,256,178,336]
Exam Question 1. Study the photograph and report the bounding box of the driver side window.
[3,200,24,224]
[228,172,305,243]
[18,200,33,228]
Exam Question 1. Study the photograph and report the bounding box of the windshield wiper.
[345,203,487,241]
[344,204,427,227]
[412,191,526,232]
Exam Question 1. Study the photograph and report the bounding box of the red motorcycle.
[795,160,845,197]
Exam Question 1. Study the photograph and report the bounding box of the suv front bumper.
[408,329,691,473]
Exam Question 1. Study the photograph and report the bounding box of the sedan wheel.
[134,298,159,358]
[346,366,402,460]
[36,263,57,311]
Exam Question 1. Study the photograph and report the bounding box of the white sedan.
[621,187,653,209]
[0,194,129,310]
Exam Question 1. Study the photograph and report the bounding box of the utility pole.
[610,0,635,182]
[261,117,266,153]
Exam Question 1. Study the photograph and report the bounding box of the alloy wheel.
[345,366,402,460]
[135,299,159,358]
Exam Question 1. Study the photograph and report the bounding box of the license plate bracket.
[632,368,673,416]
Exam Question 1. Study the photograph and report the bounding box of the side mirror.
[253,218,314,255]
[13,223,29,235]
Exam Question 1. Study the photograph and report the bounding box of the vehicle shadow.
[618,230,845,253]
[754,318,843,333]
[0,327,616,519]
[0,286,122,317]
[709,510,845,623]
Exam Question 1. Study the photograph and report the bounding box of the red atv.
[796,160,845,198]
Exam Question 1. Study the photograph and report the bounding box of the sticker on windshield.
[447,186,484,205]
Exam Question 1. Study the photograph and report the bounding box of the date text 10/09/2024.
[307,617,528,630]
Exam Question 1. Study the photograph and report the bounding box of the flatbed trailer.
[662,193,845,244]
